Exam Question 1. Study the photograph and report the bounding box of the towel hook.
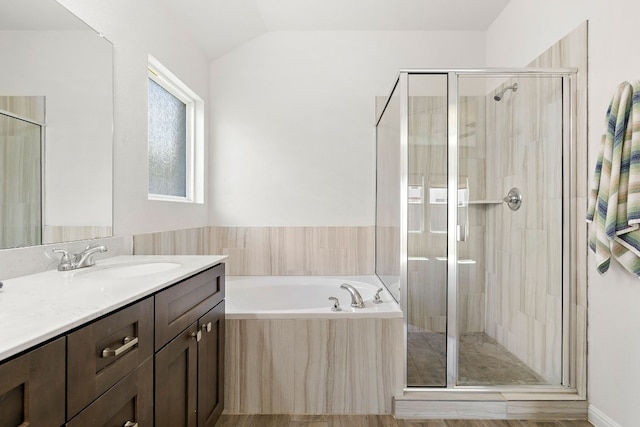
[503,187,523,211]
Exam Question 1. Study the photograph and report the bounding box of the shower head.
[494,82,519,101]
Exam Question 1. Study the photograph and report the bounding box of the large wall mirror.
[0,0,113,250]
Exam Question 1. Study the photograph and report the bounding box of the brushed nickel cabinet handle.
[191,330,202,342]
[201,321,212,333]
[101,336,139,358]
[124,421,138,427]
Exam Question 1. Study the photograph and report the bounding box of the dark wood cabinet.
[66,358,153,427]
[155,263,225,351]
[0,337,65,427]
[155,322,199,427]
[67,297,154,418]
[155,264,225,427]
[0,262,224,427]
[198,301,225,427]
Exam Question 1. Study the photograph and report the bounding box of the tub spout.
[340,283,365,308]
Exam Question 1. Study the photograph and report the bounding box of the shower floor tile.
[407,330,548,387]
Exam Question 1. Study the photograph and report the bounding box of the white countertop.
[0,255,227,361]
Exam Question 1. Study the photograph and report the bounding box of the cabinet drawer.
[66,357,153,427]
[67,297,154,418]
[155,263,225,351]
[0,337,65,427]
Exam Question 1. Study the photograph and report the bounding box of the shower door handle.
[456,224,467,242]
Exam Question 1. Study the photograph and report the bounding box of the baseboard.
[589,405,623,427]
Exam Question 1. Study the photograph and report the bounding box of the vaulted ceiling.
[157,0,511,60]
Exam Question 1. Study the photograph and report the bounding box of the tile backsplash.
[133,226,374,276]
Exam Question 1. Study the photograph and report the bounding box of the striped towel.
[587,80,640,276]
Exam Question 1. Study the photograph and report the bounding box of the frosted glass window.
[148,78,187,197]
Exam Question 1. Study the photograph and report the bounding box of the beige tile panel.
[224,319,241,412]
[230,319,296,413]
[42,225,112,244]
[133,225,374,276]
[0,96,45,123]
[395,392,505,401]
[394,392,587,420]
[506,400,588,420]
[393,400,507,420]
[133,226,210,255]
[228,318,403,414]
[293,319,350,414]
[213,226,365,275]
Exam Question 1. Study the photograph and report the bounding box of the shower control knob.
[503,187,523,211]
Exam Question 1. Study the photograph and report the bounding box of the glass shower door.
[0,112,42,248]
[456,74,564,386]
[405,73,448,387]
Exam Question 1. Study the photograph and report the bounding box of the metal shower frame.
[376,68,578,391]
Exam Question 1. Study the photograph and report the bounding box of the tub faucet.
[340,283,365,308]
[53,244,108,271]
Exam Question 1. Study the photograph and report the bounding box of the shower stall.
[376,69,577,389]
[0,109,42,249]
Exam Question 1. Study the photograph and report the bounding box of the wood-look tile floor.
[215,415,594,427]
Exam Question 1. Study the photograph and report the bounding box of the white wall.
[488,1,640,426]
[57,0,211,236]
[209,31,486,226]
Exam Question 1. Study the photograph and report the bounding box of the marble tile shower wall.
[483,23,588,385]
[408,95,487,334]
[484,76,563,382]
[527,23,588,396]
[133,226,375,276]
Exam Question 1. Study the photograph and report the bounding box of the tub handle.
[373,288,384,304]
[329,296,342,312]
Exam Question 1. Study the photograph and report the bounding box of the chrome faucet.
[53,244,108,271]
[340,283,365,308]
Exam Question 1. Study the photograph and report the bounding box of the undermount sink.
[74,261,183,280]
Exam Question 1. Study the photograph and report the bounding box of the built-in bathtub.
[224,275,404,414]
[226,275,402,318]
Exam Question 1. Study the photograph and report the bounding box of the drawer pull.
[201,321,212,333]
[191,330,202,342]
[124,422,138,427]
[102,336,139,358]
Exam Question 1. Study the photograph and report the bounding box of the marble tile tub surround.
[225,317,404,415]
[134,225,375,276]
[0,235,130,280]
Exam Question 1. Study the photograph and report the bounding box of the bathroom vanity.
[0,255,226,427]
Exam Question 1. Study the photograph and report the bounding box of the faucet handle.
[328,297,342,312]
[53,248,74,271]
[373,287,384,304]
[53,248,71,261]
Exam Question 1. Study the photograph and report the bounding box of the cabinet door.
[155,322,199,427]
[67,297,154,418]
[66,358,153,427]
[155,263,225,351]
[198,301,225,427]
[0,337,65,427]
